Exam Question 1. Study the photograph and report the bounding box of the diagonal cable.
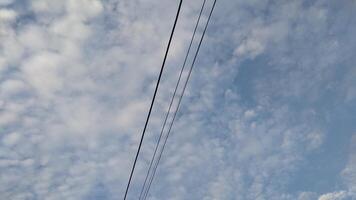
[123,1,183,199]
[142,0,217,199]
[138,0,207,199]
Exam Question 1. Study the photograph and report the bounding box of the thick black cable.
[142,1,217,199]
[138,0,207,199]
[123,1,183,199]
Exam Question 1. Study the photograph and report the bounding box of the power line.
[141,0,217,199]
[123,1,183,199]
[138,0,207,199]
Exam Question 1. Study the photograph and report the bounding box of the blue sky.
[0,0,355,199]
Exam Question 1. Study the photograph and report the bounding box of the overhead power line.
[122,1,183,200]
[141,0,217,199]
[138,0,207,199]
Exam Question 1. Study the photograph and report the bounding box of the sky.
[0,0,355,200]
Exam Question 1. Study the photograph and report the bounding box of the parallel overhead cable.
[123,1,183,199]
[142,0,217,199]
[138,0,207,199]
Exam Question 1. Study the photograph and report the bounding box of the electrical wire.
[142,0,217,199]
[123,1,183,199]
[138,0,207,199]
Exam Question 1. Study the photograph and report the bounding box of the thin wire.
[142,0,217,199]
[138,0,207,199]
[123,1,183,199]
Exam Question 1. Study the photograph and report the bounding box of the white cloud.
[244,109,257,119]
[0,0,14,6]
[0,0,202,198]
[66,0,103,19]
[318,191,348,200]
[0,0,354,199]
[0,8,16,37]
[0,110,17,126]
[298,192,318,200]
[0,9,16,22]
[0,79,27,96]
[233,11,290,59]
[2,132,21,146]
[306,131,324,150]
[21,52,64,98]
